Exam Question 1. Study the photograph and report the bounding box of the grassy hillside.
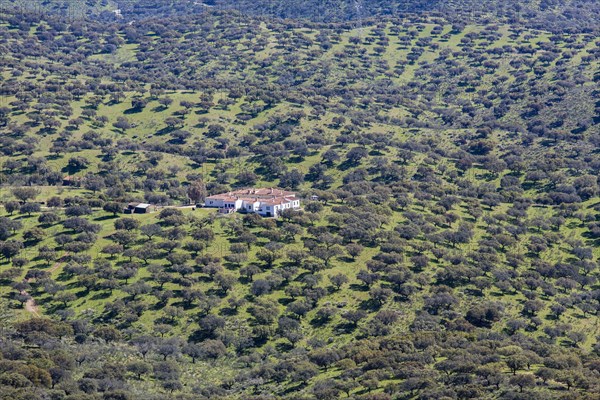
[0,5,600,400]
[4,0,600,33]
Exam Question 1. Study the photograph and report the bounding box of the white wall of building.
[206,198,225,208]
[206,194,301,217]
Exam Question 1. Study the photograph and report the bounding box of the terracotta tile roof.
[261,197,296,206]
[208,188,297,203]
[230,188,296,198]
[206,194,238,201]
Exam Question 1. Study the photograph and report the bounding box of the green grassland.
[0,6,600,400]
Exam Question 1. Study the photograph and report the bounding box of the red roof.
[230,188,296,198]
[261,197,296,206]
[206,194,238,201]
[207,188,297,203]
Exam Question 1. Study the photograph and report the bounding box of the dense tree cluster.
[0,1,600,399]
[7,0,600,34]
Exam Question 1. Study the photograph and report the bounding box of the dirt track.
[21,254,67,317]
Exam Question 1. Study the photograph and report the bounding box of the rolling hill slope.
[0,3,600,399]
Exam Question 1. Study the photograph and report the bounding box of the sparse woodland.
[0,0,600,399]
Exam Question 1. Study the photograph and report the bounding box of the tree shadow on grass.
[46,154,63,161]
[464,288,485,297]
[572,313,589,320]
[154,126,174,136]
[358,298,381,311]
[309,317,331,328]
[55,273,72,282]
[277,297,294,306]
[90,291,112,300]
[123,107,143,115]
[219,307,238,317]
[30,262,52,270]
[337,160,359,171]
[94,215,119,222]
[281,383,307,395]
[275,342,295,354]
[349,283,368,292]
[335,322,357,334]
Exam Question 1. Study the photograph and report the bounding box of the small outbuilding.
[124,202,156,214]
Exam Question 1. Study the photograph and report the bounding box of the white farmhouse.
[204,188,300,218]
